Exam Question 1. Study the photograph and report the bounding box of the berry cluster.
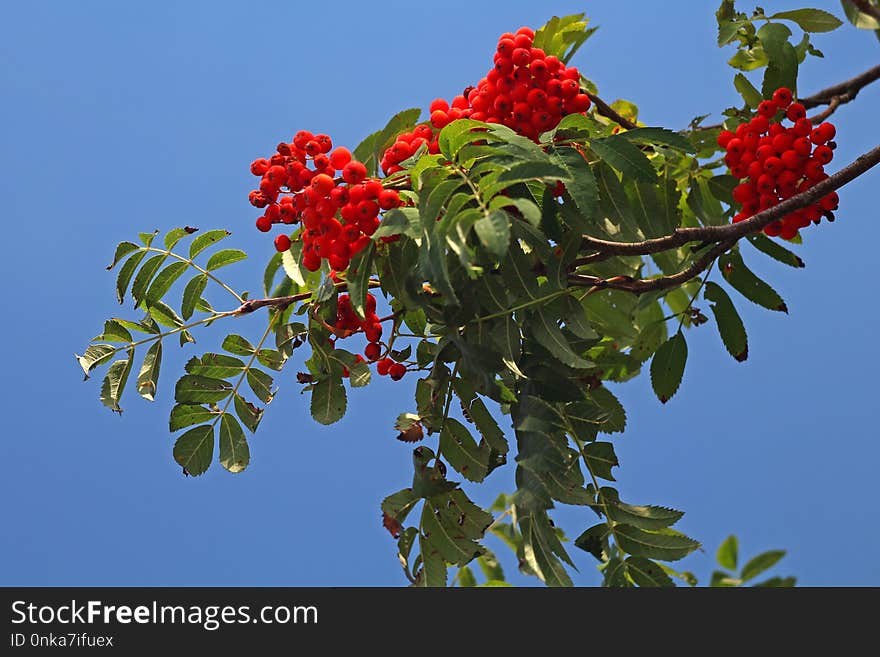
[381,26,592,174]
[718,87,839,239]
[248,132,402,269]
[332,293,406,381]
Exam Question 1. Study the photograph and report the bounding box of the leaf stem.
[144,246,244,304]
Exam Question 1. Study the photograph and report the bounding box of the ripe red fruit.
[388,363,406,381]
[376,358,392,376]
[757,100,778,118]
[255,215,272,232]
[250,158,270,176]
[329,147,352,170]
[364,342,381,362]
[786,103,807,122]
[274,234,291,252]
[772,87,793,108]
[342,161,367,185]
[378,189,400,210]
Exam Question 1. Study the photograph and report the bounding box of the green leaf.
[95,319,133,343]
[704,282,748,362]
[146,300,184,328]
[520,512,573,587]
[174,374,232,404]
[717,534,739,570]
[381,488,420,525]
[582,442,619,481]
[590,136,657,182]
[615,525,700,561]
[650,331,688,403]
[130,254,167,305]
[233,393,263,433]
[138,230,159,247]
[720,251,788,312]
[734,72,763,108]
[310,376,347,425]
[205,249,247,271]
[464,396,508,456]
[473,209,511,259]
[346,358,371,388]
[842,0,880,29]
[106,241,140,270]
[618,127,695,153]
[170,404,220,431]
[551,146,598,220]
[757,23,799,97]
[495,161,570,186]
[575,524,608,560]
[439,418,489,483]
[163,227,193,250]
[189,229,230,259]
[100,353,134,412]
[530,310,593,369]
[181,274,208,320]
[347,241,375,320]
[476,551,505,582]
[606,499,684,530]
[173,425,214,476]
[222,334,255,356]
[590,386,627,434]
[146,261,188,302]
[746,234,805,268]
[135,341,162,401]
[754,575,796,587]
[219,413,249,473]
[741,549,786,581]
[626,557,675,587]
[246,368,274,403]
[115,250,147,303]
[355,108,421,177]
[770,8,843,32]
[77,344,118,377]
[421,493,490,567]
[501,242,541,301]
[185,353,245,378]
[256,349,285,371]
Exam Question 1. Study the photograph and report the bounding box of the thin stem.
[100,311,234,357]
[675,259,716,333]
[212,313,281,428]
[144,247,244,304]
[476,289,570,323]
[586,92,638,130]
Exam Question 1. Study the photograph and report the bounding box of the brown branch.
[807,96,841,124]
[847,0,880,25]
[586,92,638,130]
[799,63,880,109]
[568,240,736,294]
[233,279,382,315]
[698,64,880,130]
[572,142,880,267]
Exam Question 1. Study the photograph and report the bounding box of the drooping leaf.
[170,404,220,431]
[181,274,208,320]
[173,425,214,476]
[115,250,147,303]
[626,557,675,587]
[704,282,748,362]
[219,413,250,473]
[720,251,788,312]
[222,334,255,356]
[590,136,657,182]
[106,241,140,270]
[246,368,274,403]
[233,393,263,433]
[100,353,134,412]
[618,127,695,153]
[530,310,593,369]
[310,376,347,425]
[650,332,688,403]
[606,499,684,530]
[474,209,511,259]
[439,419,490,483]
[582,442,619,481]
[185,353,245,378]
[347,241,375,320]
[135,341,162,401]
[145,261,188,302]
[746,233,804,268]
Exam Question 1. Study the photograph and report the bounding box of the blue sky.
[1,0,877,586]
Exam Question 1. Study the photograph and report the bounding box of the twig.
[233,279,382,315]
[570,143,880,266]
[586,92,638,130]
[568,240,735,295]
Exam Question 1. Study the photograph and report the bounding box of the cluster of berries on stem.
[718,87,839,239]
[381,26,592,174]
[248,132,402,270]
[332,293,406,381]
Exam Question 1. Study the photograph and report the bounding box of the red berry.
[772,87,793,108]
[329,147,352,170]
[255,215,272,232]
[388,363,406,381]
[342,161,367,185]
[376,358,392,376]
[274,234,291,252]
[250,158,270,176]
[364,342,381,362]
[786,103,807,122]
[757,100,778,118]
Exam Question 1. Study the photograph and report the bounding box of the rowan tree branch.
[586,92,638,130]
[572,142,880,267]
[568,240,736,295]
[233,279,382,315]
[799,63,880,110]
